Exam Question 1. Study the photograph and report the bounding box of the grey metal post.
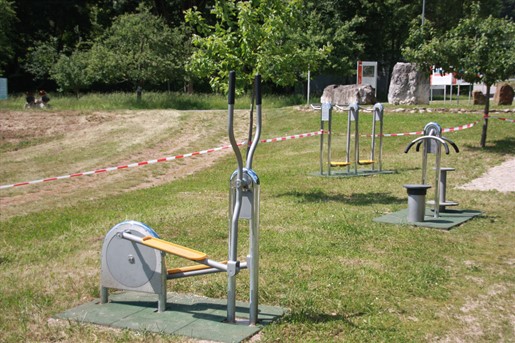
[320,120,324,175]
[349,103,359,174]
[248,179,260,325]
[328,107,333,176]
[321,103,331,176]
[432,143,442,218]
[370,107,377,171]
[158,250,167,312]
[345,105,352,174]
[248,75,262,325]
[373,103,384,171]
[226,71,242,323]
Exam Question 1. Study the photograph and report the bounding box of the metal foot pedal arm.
[167,261,248,279]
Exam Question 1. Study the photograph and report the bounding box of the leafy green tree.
[50,49,94,98]
[403,3,515,147]
[23,38,59,82]
[0,0,17,75]
[88,5,188,95]
[185,0,332,93]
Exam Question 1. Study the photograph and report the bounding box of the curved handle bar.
[246,75,262,170]
[404,135,450,154]
[416,140,423,152]
[227,71,243,178]
[441,136,460,153]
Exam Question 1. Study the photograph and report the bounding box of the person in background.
[39,90,50,105]
[25,91,36,108]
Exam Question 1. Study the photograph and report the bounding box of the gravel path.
[458,158,515,193]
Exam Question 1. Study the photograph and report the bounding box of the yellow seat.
[330,161,351,167]
[358,160,375,165]
[141,236,208,261]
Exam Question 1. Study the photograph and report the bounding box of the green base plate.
[374,208,481,230]
[55,292,285,343]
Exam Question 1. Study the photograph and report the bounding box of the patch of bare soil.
[0,109,249,219]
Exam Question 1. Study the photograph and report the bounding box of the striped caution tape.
[488,116,515,123]
[260,130,323,143]
[361,121,479,137]
[0,130,323,190]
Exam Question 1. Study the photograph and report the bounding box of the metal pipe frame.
[349,103,359,174]
[373,103,384,171]
[405,134,451,219]
[227,73,262,325]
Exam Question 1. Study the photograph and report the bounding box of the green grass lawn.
[0,100,514,342]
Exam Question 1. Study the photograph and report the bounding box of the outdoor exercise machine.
[403,122,459,221]
[314,102,384,176]
[100,71,262,325]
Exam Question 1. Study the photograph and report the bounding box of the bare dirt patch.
[0,109,249,219]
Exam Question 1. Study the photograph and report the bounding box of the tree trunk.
[480,84,491,148]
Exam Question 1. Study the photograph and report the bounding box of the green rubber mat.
[374,208,482,230]
[55,291,285,343]
[309,169,395,178]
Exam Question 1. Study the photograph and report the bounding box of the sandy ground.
[458,158,515,193]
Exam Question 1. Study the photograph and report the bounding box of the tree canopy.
[2,0,514,95]
[185,0,332,93]
[88,5,188,89]
[0,0,17,75]
[403,3,515,146]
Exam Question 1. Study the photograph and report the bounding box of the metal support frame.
[404,122,459,218]
[100,71,262,326]
[317,102,384,175]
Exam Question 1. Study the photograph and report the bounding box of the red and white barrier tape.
[260,130,323,143]
[489,116,515,123]
[442,121,479,132]
[0,130,323,190]
[360,121,479,137]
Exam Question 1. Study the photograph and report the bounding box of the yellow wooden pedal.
[330,161,351,167]
[141,236,208,261]
[168,261,228,275]
[358,160,375,165]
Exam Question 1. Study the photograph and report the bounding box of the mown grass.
[0,91,305,111]
[0,101,514,342]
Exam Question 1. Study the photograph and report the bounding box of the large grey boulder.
[388,63,429,105]
[320,84,376,105]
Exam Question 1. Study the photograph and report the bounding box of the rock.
[388,62,429,105]
[493,83,514,105]
[320,84,376,105]
[473,90,486,105]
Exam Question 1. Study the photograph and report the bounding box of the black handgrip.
[255,74,262,105]
[228,71,236,105]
